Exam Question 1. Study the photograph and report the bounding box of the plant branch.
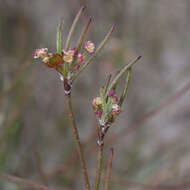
[105,148,114,190]
[66,94,91,190]
[0,173,51,190]
[94,145,104,190]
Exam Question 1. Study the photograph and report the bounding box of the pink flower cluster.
[92,89,121,126]
[34,41,95,70]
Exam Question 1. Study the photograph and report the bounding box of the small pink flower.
[78,53,84,64]
[112,104,121,115]
[62,49,75,63]
[108,89,115,97]
[113,96,119,103]
[34,48,48,59]
[75,64,80,71]
[84,41,95,53]
[67,50,75,56]
[92,97,102,109]
[95,110,103,118]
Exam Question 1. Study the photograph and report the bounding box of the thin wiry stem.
[105,148,114,190]
[65,6,86,50]
[0,173,51,190]
[72,24,115,82]
[119,68,131,106]
[94,145,104,190]
[107,55,141,96]
[66,94,91,190]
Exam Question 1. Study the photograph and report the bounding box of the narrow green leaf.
[65,6,86,50]
[72,24,115,82]
[69,17,92,69]
[107,55,141,95]
[76,17,92,51]
[119,69,131,106]
[57,21,63,54]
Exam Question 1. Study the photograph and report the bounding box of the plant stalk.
[105,148,114,190]
[94,144,104,190]
[66,94,91,190]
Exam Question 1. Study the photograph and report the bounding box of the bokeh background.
[1,1,190,190]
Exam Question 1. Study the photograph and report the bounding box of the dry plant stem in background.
[66,94,91,190]
[0,173,51,190]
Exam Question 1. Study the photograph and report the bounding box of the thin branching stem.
[65,6,86,50]
[0,173,51,190]
[105,148,114,190]
[94,145,104,190]
[66,94,91,190]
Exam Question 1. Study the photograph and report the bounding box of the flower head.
[112,104,121,115]
[84,41,95,53]
[78,53,84,64]
[108,89,115,97]
[34,48,48,59]
[63,49,75,63]
[93,97,103,108]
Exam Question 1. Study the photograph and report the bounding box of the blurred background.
[0,0,190,190]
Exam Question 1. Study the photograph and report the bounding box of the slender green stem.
[105,148,114,190]
[94,145,104,190]
[107,55,141,96]
[119,69,131,106]
[66,94,91,190]
[56,21,63,54]
[65,6,86,50]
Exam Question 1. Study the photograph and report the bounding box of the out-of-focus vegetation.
[1,1,190,190]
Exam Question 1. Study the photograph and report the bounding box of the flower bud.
[78,53,84,64]
[95,110,103,118]
[112,104,121,115]
[34,48,48,59]
[84,41,95,53]
[108,89,115,97]
[113,96,119,103]
[75,64,80,71]
[93,97,102,108]
[63,49,75,63]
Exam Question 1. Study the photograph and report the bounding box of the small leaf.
[119,69,131,106]
[57,21,63,54]
[65,6,86,50]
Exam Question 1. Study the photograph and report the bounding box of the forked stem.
[66,94,91,190]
